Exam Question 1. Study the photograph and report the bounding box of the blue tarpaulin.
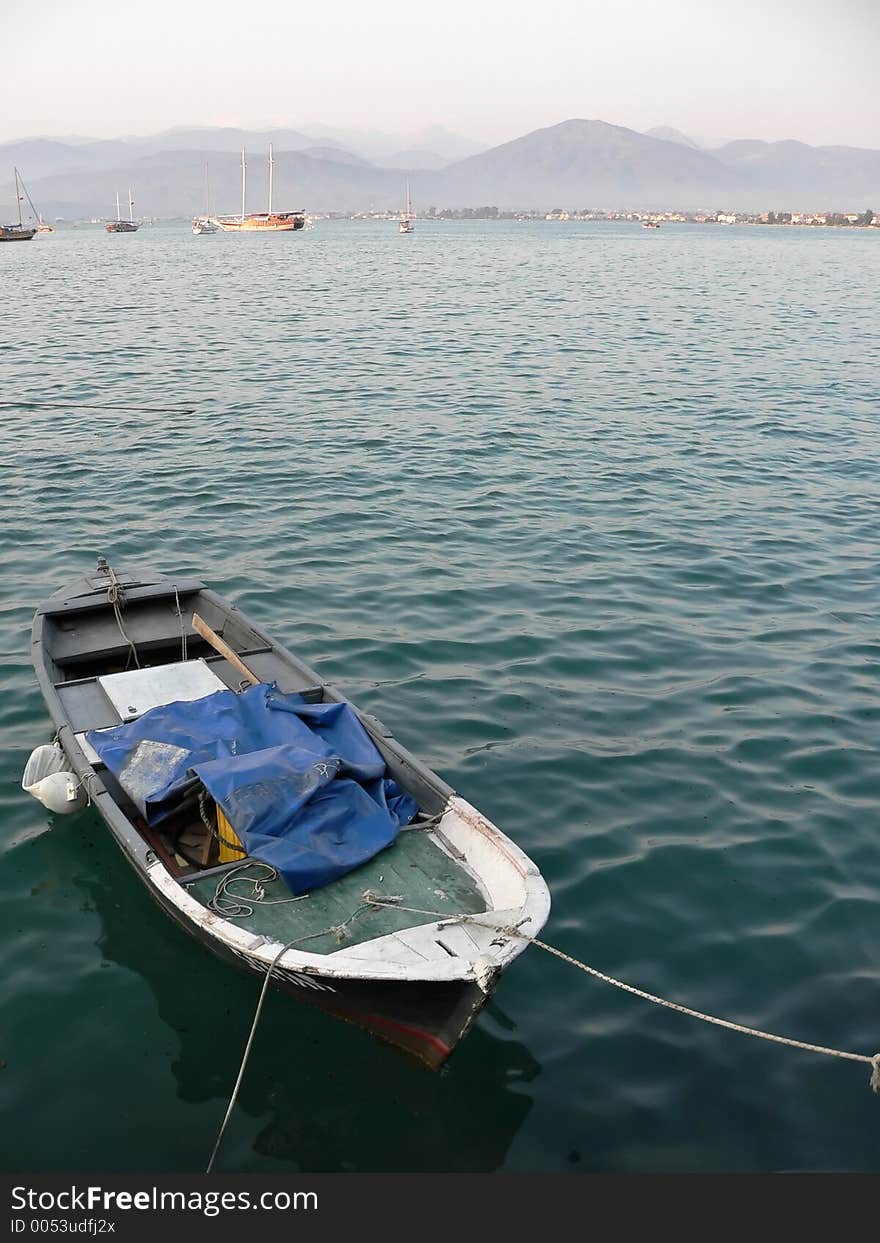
[86,684,418,894]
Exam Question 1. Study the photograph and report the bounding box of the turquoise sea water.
[1,219,879,1172]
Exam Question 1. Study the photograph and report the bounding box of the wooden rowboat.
[27,560,550,1067]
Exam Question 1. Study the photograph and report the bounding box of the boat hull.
[0,225,36,241]
[144,867,490,1067]
[216,212,305,232]
[106,221,139,233]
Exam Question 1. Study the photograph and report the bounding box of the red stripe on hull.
[340,1005,455,1066]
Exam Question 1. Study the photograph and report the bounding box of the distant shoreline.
[347,209,879,228]
[40,212,879,230]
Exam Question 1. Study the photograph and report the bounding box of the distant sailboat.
[106,188,139,233]
[193,163,218,234]
[399,178,414,233]
[15,170,53,233]
[215,145,305,233]
[0,168,37,241]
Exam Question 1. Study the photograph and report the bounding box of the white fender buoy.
[22,744,88,815]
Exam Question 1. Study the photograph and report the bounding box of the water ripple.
[1,220,879,1172]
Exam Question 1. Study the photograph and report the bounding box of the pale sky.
[3,0,878,149]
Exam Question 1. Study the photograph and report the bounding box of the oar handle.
[192,613,261,686]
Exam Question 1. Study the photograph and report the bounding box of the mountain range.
[2,119,878,219]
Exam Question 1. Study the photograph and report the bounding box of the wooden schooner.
[216,146,305,233]
[106,189,139,233]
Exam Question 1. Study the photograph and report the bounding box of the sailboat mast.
[128,188,134,223]
[406,177,411,216]
[14,167,22,226]
[268,143,273,215]
[241,149,247,222]
[204,162,210,215]
[116,190,121,221]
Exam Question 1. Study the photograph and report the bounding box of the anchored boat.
[192,162,218,234]
[25,561,549,1067]
[1,168,36,241]
[106,189,139,233]
[15,167,53,234]
[399,178,415,234]
[216,145,305,233]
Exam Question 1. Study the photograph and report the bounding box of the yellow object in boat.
[217,805,245,862]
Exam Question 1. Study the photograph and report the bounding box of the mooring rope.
[206,890,880,1172]
[72,770,100,808]
[205,935,298,1175]
[206,893,400,1172]
[173,586,187,662]
[103,562,140,669]
[363,898,880,1091]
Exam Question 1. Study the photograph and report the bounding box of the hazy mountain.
[0,126,319,182]
[298,146,373,166]
[4,148,435,219]
[411,126,487,160]
[711,139,880,203]
[0,138,105,179]
[645,126,701,149]
[384,149,449,170]
[4,119,879,217]
[125,126,316,152]
[298,123,485,162]
[440,118,744,208]
[438,119,880,209]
